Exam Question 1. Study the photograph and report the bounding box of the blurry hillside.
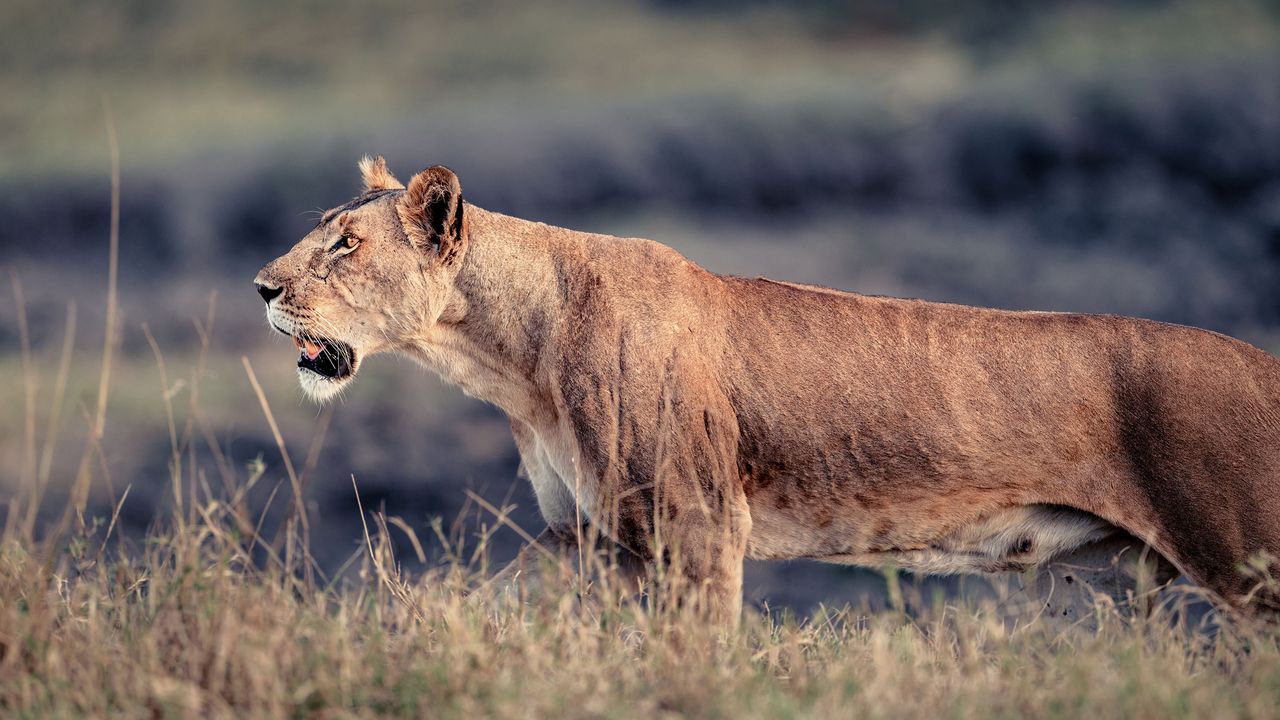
[1,0,1279,612]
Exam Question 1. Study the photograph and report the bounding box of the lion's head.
[253,157,468,401]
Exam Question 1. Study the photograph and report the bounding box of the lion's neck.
[403,206,569,424]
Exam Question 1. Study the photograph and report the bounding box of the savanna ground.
[4,0,1280,716]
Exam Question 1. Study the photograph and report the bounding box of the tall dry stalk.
[64,102,121,536]
[27,303,77,539]
[3,270,36,545]
[241,356,313,587]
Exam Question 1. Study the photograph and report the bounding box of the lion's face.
[253,157,467,401]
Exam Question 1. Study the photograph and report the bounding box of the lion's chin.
[298,365,356,403]
[283,331,359,403]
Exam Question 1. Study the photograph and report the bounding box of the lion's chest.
[522,424,608,530]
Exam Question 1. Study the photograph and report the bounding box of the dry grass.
[3,496,1280,719]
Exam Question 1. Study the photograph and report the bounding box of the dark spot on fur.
[814,505,834,529]
[853,492,882,510]
[869,518,897,550]
[740,461,757,497]
[1064,575,1074,584]
[318,189,399,227]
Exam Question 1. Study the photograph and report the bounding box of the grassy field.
[2,467,1280,718]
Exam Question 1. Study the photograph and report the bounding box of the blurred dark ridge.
[646,0,1168,46]
[5,61,1278,329]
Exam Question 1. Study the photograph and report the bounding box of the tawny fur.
[255,159,1280,622]
[357,154,404,192]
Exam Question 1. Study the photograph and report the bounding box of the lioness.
[255,157,1280,622]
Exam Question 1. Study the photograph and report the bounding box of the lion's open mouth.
[291,334,356,379]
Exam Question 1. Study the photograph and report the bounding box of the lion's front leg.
[568,350,749,627]
[654,483,752,626]
[654,364,751,626]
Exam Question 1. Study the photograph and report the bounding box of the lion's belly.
[744,491,1117,575]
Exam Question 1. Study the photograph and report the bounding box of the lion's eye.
[330,234,359,253]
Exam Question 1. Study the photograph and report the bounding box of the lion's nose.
[256,283,283,303]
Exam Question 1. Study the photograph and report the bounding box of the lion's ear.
[358,155,404,192]
[396,165,465,260]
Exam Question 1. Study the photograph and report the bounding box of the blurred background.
[1,0,1278,613]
